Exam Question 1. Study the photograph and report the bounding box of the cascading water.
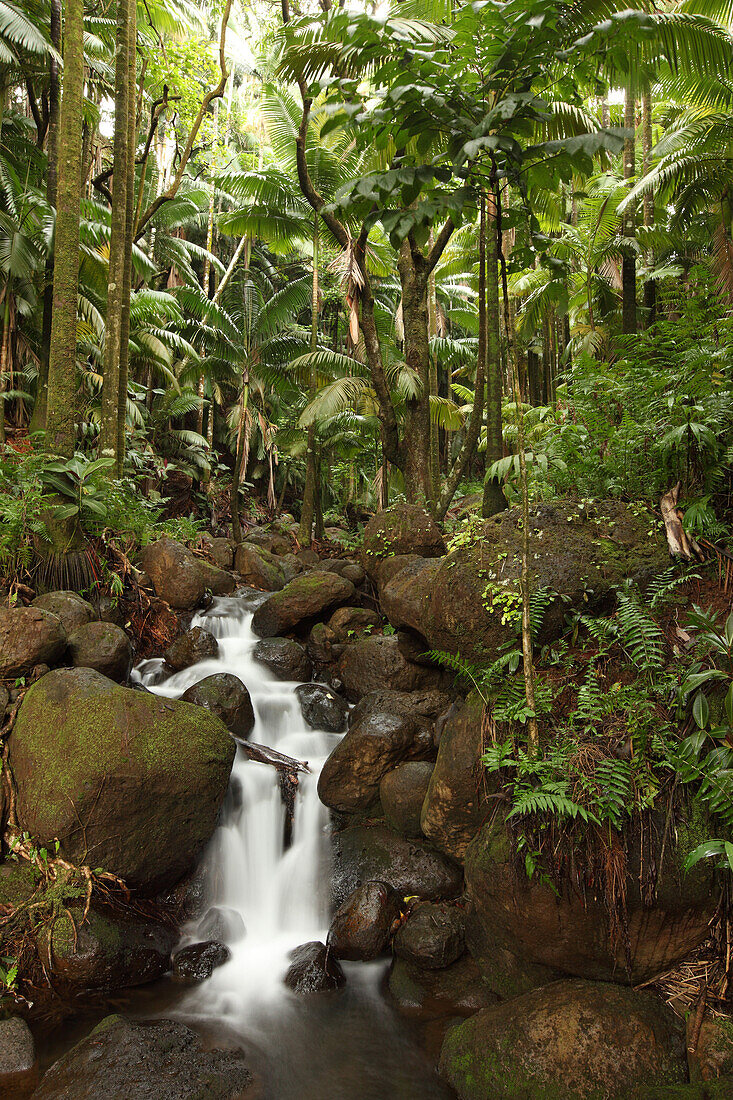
[133,590,454,1100]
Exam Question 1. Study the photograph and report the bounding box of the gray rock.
[295,683,349,732]
[67,621,132,682]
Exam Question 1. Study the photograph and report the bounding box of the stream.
[130,592,454,1099]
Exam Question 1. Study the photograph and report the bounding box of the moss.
[0,860,42,908]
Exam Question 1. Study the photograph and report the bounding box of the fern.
[593,758,633,830]
[615,590,665,670]
[507,787,600,825]
[576,664,604,725]
[529,586,556,642]
[647,566,701,610]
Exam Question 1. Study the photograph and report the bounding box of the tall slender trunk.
[45,0,84,457]
[398,242,431,505]
[116,0,137,476]
[197,99,219,436]
[32,0,62,437]
[642,87,656,326]
[99,0,131,466]
[483,193,506,518]
[230,240,251,544]
[622,87,637,335]
[427,254,440,512]
[299,215,319,546]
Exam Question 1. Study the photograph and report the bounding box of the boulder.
[341,562,366,586]
[165,626,219,671]
[197,905,246,944]
[253,637,312,682]
[181,673,254,739]
[331,823,463,907]
[438,979,686,1100]
[67,621,132,682]
[234,542,287,591]
[362,505,446,579]
[283,941,345,993]
[338,634,448,702]
[372,553,421,590]
[327,606,380,643]
[0,607,66,679]
[0,1016,37,1100]
[389,953,496,1020]
[171,940,230,983]
[39,905,175,993]
[139,536,210,609]
[349,689,453,726]
[380,761,434,837]
[32,1016,252,1100]
[253,573,356,638]
[691,1014,733,1081]
[383,500,670,665]
[278,553,303,581]
[202,535,234,570]
[464,811,716,984]
[327,881,403,961]
[10,668,235,892]
[31,591,94,635]
[242,525,293,555]
[307,622,337,666]
[296,683,349,732]
[393,901,464,969]
[318,711,428,813]
[421,693,490,861]
[197,560,236,596]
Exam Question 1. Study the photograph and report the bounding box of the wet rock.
[279,553,303,581]
[0,607,66,678]
[165,626,219,671]
[32,1015,252,1100]
[362,505,446,580]
[380,556,442,641]
[198,559,236,596]
[307,621,337,666]
[341,562,366,586]
[380,761,434,838]
[327,606,379,643]
[253,637,312,682]
[464,810,717,984]
[31,590,94,635]
[690,1014,733,1081]
[201,535,234,570]
[638,1082,733,1099]
[243,525,293,555]
[349,689,453,726]
[297,547,321,567]
[389,953,496,1021]
[39,905,175,993]
[0,1016,37,1100]
[421,692,490,862]
[139,536,212,609]
[331,823,463,906]
[67,621,132,682]
[96,593,126,626]
[438,979,687,1100]
[284,941,345,993]
[234,542,287,591]
[338,634,448,702]
[372,553,421,590]
[327,881,403,961]
[181,673,254,739]
[234,585,271,610]
[296,683,349,732]
[318,711,426,813]
[393,901,464,969]
[198,905,246,943]
[10,668,235,892]
[171,940,230,982]
[253,573,356,638]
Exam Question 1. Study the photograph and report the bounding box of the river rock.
[253,637,312,681]
[691,1014,733,1081]
[234,542,287,590]
[339,634,448,702]
[0,607,66,678]
[181,673,255,739]
[32,1015,252,1100]
[198,559,236,596]
[327,606,379,643]
[438,979,687,1100]
[253,573,356,638]
[10,668,235,892]
[296,683,349,732]
[67,621,132,682]
[464,811,717,984]
[362,504,446,580]
[307,622,337,666]
[421,693,490,861]
[331,823,463,906]
[327,881,403,961]
[389,953,496,1020]
[31,590,94,635]
[243,525,293,555]
[139,536,211,609]
[380,761,434,837]
[393,901,464,969]
[39,905,175,993]
[349,689,453,726]
[0,1016,37,1100]
[284,941,345,993]
[318,711,427,813]
[165,626,219,670]
[171,940,230,982]
[201,535,234,570]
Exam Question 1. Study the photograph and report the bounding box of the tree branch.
[425,216,454,274]
[25,78,46,145]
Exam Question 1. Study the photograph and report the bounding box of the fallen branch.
[231,735,310,774]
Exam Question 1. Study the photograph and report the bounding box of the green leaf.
[693,691,710,729]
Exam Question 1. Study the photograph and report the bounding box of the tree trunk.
[398,241,431,506]
[99,0,131,467]
[116,0,137,475]
[45,0,84,457]
[622,87,637,335]
[483,195,506,518]
[642,87,656,325]
[197,98,219,437]
[32,0,61,438]
[427,256,440,512]
[299,215,319,547]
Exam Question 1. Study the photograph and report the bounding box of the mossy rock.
[252,571,355,638]
[361,504,446,580]
[9,667,235,893]
[0,861,42,909]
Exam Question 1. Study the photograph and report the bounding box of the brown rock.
[252,572,355,638]
[393,901,464,969]
[318,711,425,813]
[327,881,403,961]
[139,536,207,609]
[67,621,132,682]
[338,634,448,702]
[389,953,496,1021]
[234,542,287,590]
[0,607,66,679]
[380,761,434,837]
[283,941,345,993]
[31,590,94,635]
[165,626,219,671]
[331,823,463,906]
[362,505,445,580]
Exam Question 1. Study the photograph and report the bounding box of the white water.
[134,592,341,1023]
